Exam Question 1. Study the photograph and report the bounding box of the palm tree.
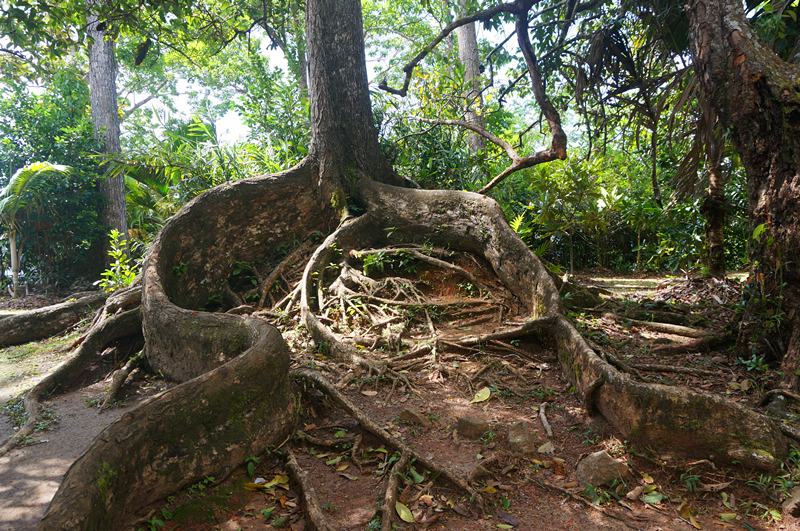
[0,162,70,298]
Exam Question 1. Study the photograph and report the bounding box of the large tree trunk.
[86,0,129,259]
[687,0,800,386]
[306,0,408,206]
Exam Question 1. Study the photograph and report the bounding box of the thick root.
[0,291,108,348]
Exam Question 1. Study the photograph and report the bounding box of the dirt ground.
[2,271,800,531]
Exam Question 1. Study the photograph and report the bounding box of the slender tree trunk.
[650,128,662,207]
[86,0,128,260]
[9,230,19,298]
[702,127,726,277]
[687,0,800,388]
[456,0,486,152]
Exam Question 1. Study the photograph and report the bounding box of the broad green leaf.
[642,492,664,504]
[720,513,737,521]
[409,467,425,483]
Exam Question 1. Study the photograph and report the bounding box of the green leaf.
[334,430,347,438]
[409,467,425,484]
[641,492,664,504]
[395,501,414,522]
[720,513,737,521]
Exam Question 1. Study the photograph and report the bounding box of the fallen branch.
[381,453,410,531]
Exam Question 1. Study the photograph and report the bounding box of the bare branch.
[379,2,519,97]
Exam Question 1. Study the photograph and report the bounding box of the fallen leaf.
[538,441,554,454]
[484,486,498,493]
[362,390,378,396]
[399,485,412,505]
[700,481,734,492]
[338,473,358,481]
[720,513,737,522]
[641,492,664,504]
[498,510,519,526]
[689,515,701,529]
[315,453,330,459]
[497,525,514,530]
[244,482,270,491]
[471,387,491,403]
[563,481,578,489]
[337,464,349,471]
[396,502,414,523]
[272,515,289,528]
[642,472,654,484]
[452,503,469,516]
[325,456,342,465]
[420,495,434,506]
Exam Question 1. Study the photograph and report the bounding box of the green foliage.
[95,230,140,291]
[0,75,104,287]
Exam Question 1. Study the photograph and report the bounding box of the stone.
[507,421,537,454]
[576,450,629,487]
[400,408,432,427]
[457,416,491,440]
[783,486,800,517]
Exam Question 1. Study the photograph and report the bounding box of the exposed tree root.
[628,363,718,377]
[285,448,338,531]
[381,453,410,531]
[259,239,315,309]
[650,330,735,355]
[603,312,711,338]
[293,367,485,514]
[99,351,144,411]
[0,304,142,457]
[0,291,108,348]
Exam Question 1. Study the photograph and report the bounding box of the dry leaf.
[471,387,491,403]
[452,503,469,516]
[498,510,519,526]
[537,441,554,454]
[361,390,378,396]
[396,502,414,523]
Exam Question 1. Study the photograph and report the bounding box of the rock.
[457,416,491,440]
[576,450,629,487]
[783,486,800,516]
[400,408,432,427]
[507,421,537,454]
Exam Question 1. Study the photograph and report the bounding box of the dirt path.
[0,380,139,531]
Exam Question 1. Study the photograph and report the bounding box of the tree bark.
[86,0,129,258]
[305,0,408,209]
[0,292,107,348]
[686,0,800,388]
[456,0,486,152]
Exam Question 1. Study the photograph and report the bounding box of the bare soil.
[3,271,800,531]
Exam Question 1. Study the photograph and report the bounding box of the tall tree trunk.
[305,0,407,210]
[687,0,800,387]
[86,0,129,260]
[456,0,486,152]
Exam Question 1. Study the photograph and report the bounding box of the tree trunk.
[456,0,486,152]
[9,229,19,298]
[86,0,129,259]
[687,0,800,386]
[702,128,727,277]
[306,0,407,208]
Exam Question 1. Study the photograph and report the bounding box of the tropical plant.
[0,162,70,297]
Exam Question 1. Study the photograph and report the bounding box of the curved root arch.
[305,178,787,470]
[37,165,325,531]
